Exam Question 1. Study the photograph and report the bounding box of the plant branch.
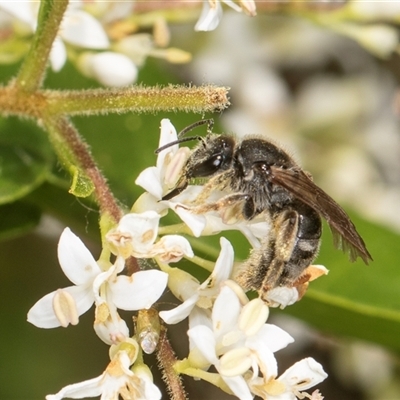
[157,326,187,400]
[43,116,123,223]
[0,85,229,118]
[14,0,69,92]
[44,85,230,116]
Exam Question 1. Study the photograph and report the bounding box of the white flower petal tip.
[159,119,178,148]
[50,37,67,72]
[264,287,299,309]
[279,357,328,392]
[78,52,138,87]
[195,0,256,31]
[61,10,110,49]
[57,228,101,285]
[195,1,223,31]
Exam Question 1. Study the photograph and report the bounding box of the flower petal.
[246,338,278,380]
[159,294,199,324]
[87,52,138,87]
[61,9,109,49]
[172,203,207,237]
[212,285,241,341]
[27,285,94,328]
[265,287,299,309]
[57,228,101,285]
[94,304,130,345]
[46,375,103,400]
[135,166,163,198]
[0,2,37,30]
[209,237,234,285]
[50,37,67,72]
[187,325,219,365]
[156,119,179,169]
[222,375,254,400]
[118,212,160,255]
[278,357,328,391]
[110,270,168,310]
[250,324,294,353]
[195,0,223,32]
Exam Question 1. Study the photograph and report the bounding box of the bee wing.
[270,166,372,264]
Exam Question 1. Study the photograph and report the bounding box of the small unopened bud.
[136,308,161,354]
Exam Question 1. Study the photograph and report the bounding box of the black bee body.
[161,131,371,300]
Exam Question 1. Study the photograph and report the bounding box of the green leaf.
[0,116,53,204]
[0,202,41,241]
[282,213,400,351]
[68,165,95,198]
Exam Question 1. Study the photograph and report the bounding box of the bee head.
[185,135,235,178]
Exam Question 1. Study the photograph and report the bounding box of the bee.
[157,120,372,301]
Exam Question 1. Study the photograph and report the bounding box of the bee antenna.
[155,136,202,154]
[155,119,214,154]
[178,119,214,138]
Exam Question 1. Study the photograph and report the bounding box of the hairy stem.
[14,0,69,92]
[157,326,187,400]
[45,85,230,116]
[43,116,123,222]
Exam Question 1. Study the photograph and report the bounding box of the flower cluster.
[0,0,191,86]
[0,0,258,86]
[27,119,328,400]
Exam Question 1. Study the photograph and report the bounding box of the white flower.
[159,236,234,325]
[106,211,194,262]
[187,283,294,400]
[135,119,208,235]
[78,51,138,87]
[135,119,270,243]
[263,287,299,309]
[27,228,168,343]
[248,358,328,400]
[0,2,109,71]
[195,0,256,31]
[46,339,162,400]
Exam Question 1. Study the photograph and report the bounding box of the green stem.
[43,116,123,223]
[44,85,230,115]
[187,255,215,273]
[158,223,193,236]
[14,0,69,92]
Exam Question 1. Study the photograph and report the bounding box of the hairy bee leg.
[189,193,255,225]
[189,171,232,206]
[235,210,300,296]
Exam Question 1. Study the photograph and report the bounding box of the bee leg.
[235,209,300,298]
[189,193,253,224]
[190,171,232,205]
